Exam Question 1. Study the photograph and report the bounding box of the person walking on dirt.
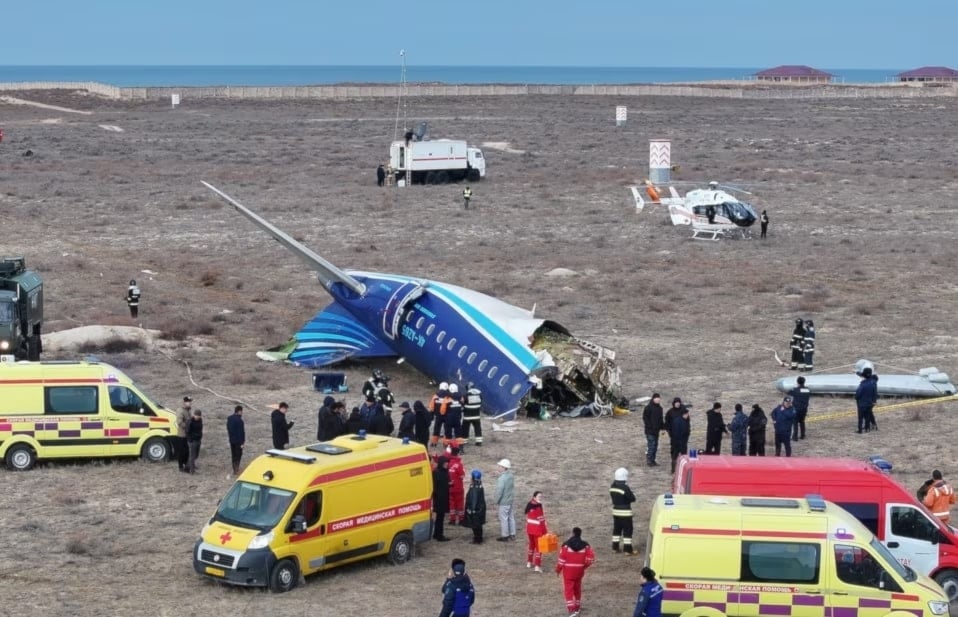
[126,279,141,319]
[748,404,767,456]
[524,491,548,572]
[642,393,664,467]
[226,404,245,476]
[555,527,595,617]
[760,210,769,238]
[789,376,811,441]
[462,185,473,209]
[855,367,879,433]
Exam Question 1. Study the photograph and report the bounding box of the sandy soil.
[1,90,957,617]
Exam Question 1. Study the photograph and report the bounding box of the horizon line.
[0,63,915,71]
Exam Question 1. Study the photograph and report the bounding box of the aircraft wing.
[269,302,397,367]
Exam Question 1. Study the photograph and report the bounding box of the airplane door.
[382,281,425,340]
[885,503,938,574]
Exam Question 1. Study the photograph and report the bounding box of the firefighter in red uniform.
[429,382,452,448]
[446,446,466,525]
[555,527,595,617]
[524,491,548,572]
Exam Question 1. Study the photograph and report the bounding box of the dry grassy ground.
[1,91,957,617]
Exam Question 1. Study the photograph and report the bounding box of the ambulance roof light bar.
[265,449,317,464]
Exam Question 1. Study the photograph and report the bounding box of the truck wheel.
[6,444,37,471]
[436,171,449,185]
[934,569,958,603]
[468,169,481,182]
[141,437,171,463]
[425,171,437,185]
[269,558,299,593]
[388,531,414,565]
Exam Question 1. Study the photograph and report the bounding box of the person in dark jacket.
[318,399,345,441]
[631,566,664,617]
[433,456,451,541]
[359,395,381,432]
[642,393,664,467]
[376,164,386,187]
[226,405,245,475]
[747,404,767,456]
[368,404,394,436]
[345,406,364,434]
[771,397,796,457]
[317,395,336,441]
[855,367,879,433]
[789,376,811,441]
[186,408,203,474]
[728,404,748,456]
[270,402,293,450]
[704,402,728,455]
[802,319,816,371]
[397,401,416,440]
[464,469,487,544]
[610,468,637,554]
[790,318,806,370]
[413,400,432,445]
[439,558,475,617]
[669,405,691,473]
[760,210,769,239]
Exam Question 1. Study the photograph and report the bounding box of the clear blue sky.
[3,0,955,68]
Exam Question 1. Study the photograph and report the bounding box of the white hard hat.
[448,383,459,394]
[439,382,449,391]
[614,467,629,481]
[497,459,512,470]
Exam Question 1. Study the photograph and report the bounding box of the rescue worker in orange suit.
[610,467,637,555]
[922,470,956,525]
[790,318,806,370]
[429,382,451,448]
[445,384,464,449]
[555,526,595,617]
[524,491,548,572]
[446,446,466,526]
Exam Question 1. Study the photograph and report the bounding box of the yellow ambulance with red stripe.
[193,433,433,592]
[646,494,949,617]
[0,359,176,470]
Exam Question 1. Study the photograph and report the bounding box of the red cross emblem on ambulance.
[219,531,232,545]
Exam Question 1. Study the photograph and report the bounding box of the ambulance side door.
[287,491,327,574]
[885,503,939,574]
[105,385,156,455]
[828,543,905,617]
[44,385,104,457]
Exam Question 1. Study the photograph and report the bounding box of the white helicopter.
[630,180,760,240]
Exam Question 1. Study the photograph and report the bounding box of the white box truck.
[389,138,485,185]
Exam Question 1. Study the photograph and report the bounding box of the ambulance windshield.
[870,537,914,582]
[214,481,295,532]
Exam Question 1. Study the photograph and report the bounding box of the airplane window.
[426,324,436,336]
[488,366,498,379]
[467,352,477,364]
[458,346,468,358]
[478,360,488,372]
[510,383,523,395]
[416,317,425,329]
[446,338,457,351]
[499,374,509,387]
[437,331,446,344]
[405,312,414,323]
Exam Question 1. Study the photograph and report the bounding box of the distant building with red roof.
[897,66,958,83]
[754,65,833,83]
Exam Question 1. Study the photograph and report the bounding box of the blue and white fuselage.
[201,181,620,417]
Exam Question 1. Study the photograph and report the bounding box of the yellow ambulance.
[193,434,433,592]
[0,359,176,470]
[645,494,950,617]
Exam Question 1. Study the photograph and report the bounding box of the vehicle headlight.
[248,531,274,550]
[928,600,948,615]
[0,341,9,350]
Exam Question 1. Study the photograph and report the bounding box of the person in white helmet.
[494,459,516,541]
[429,382,452,448]
[609,467,637,555]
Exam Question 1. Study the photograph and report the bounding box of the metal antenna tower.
[393,49,408,142]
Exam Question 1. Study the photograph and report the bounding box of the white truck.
[389,138,485,185]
